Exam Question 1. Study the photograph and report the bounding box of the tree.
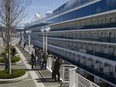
[0,0,31,73]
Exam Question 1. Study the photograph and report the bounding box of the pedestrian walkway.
[0,48,37,87]
[0,44,68,87]
[16,45,64,87]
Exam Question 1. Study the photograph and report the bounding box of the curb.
[0,72,28,83]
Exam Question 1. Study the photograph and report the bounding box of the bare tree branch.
[0,0,31,28]
[0,0,32,73]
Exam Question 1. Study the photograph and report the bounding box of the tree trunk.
[6,0,11,74]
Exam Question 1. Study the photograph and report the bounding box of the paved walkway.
[0,47,36,87]
[16,45,63,87]
[0,45,68,87]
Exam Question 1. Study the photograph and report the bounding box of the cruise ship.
[24,0,116,87]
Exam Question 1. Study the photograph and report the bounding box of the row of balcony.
[32,37,116,62]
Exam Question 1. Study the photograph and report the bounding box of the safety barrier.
[69,67,100,87]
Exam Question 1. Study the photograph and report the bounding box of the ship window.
[100,44,105,52]
[110,32,114,38]
[113,17,116,22]
[68,31,71,38]
[96,44,101,52]
[115,66,116,72]
[109,46,114,54]
[110,17,115,23]
[106,0,116,7]
[114,32,116,38]
[93,19,97,25]
[78,42,82,48]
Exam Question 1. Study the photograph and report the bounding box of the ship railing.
[46,55,100,87]
[68,66,100,87]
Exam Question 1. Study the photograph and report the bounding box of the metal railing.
[25,40,116,86]
[69,67,100,87]
[23,40,101,87]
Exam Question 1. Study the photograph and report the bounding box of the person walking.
[34,48,38,68]
[31,52,36,69]
[11,46,16,57]
[35,48,38,57]
[36,49,41,68]
[42,51,48,70]
[4,53,9,70]
[23,42,26,49]
[52,57,56,79]
[40,50,43,69]
[54,58,61,81]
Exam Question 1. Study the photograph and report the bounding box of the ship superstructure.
[24,0,116,86]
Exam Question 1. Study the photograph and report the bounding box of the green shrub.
[0,69,26,79]
[0,57,4,62]
[0,56,20,63]
[1,51,6,56]
[12,69,25,78]
[11,56,20,63]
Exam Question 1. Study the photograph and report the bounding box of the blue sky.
[25,0,69,23]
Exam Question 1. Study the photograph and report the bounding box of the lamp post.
[40,26,51,52]
[44,27,51,52]
[40,28,45,52]
[26,30,31,53]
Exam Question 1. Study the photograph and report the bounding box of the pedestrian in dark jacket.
[23,42,26,49]
[31,52,36,69]
[11,47,16,57]
[35,48,38,57]
[34,48,38,68]
[54,58,61,81]
[52,57,56,79]
[4,53,9,70]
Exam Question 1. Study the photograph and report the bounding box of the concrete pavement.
[16,46,46,87]
[16,45,62,87]
[0,44,68,87]
[0,48,36,87]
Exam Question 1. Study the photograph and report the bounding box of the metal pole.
[43,33,45,52]
[45,34,47,51]
[28,33,30,52]
[28,33,30,47]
